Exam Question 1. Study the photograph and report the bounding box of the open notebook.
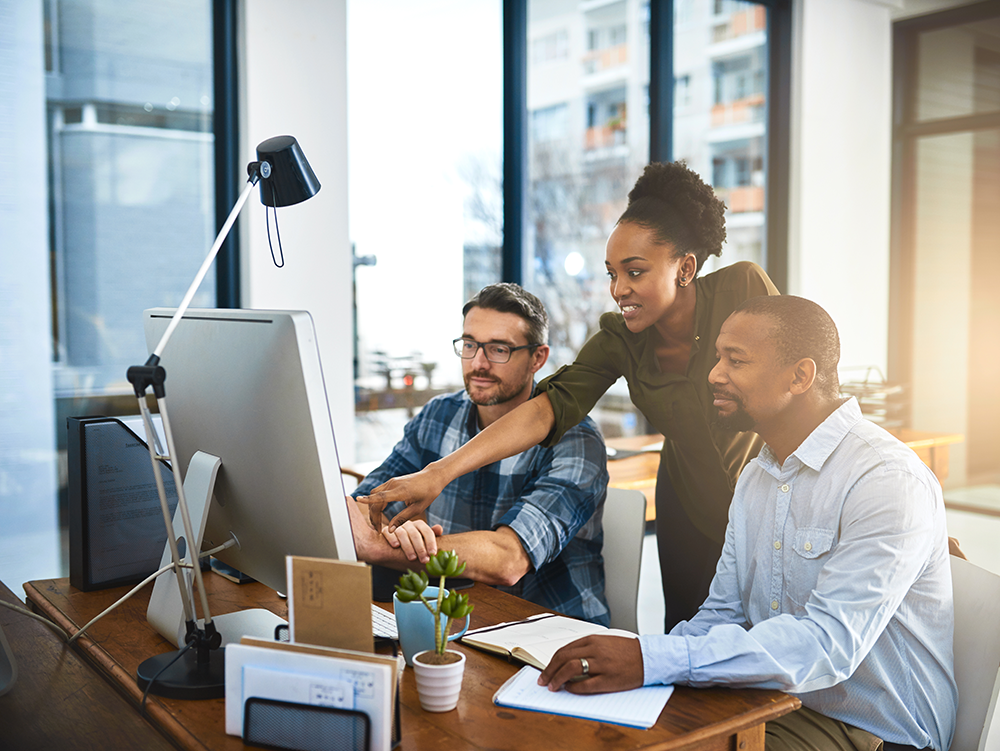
[462,613,636,671]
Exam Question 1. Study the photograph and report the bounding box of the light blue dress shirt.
[639,398,956,750]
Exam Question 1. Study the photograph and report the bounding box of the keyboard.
[274,604,398,642]
[372,603,398,640]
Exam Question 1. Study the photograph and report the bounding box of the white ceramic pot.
[411,649,466,712]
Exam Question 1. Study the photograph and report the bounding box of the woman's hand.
[355,466,449,533]
[357,395,556,531]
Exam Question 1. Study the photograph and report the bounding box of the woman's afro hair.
[620,161,726,269]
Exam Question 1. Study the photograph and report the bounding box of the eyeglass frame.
[452,337,542,364]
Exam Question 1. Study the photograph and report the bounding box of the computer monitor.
[141,307,357,644]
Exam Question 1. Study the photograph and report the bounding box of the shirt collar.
[758,397,863,474]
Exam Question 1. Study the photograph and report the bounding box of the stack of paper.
[225,639,401,751]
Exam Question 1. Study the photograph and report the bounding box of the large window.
[348,0,788,459]
[891,2,1000,486]
[521,0,779,439]
[1,0,225,586]
[347,1,504,466]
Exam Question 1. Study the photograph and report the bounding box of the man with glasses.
[348,283,611,624]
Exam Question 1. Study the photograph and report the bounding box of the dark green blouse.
[536,261,779,543]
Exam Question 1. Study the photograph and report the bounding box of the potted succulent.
[395,550,474,712]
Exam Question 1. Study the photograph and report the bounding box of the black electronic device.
[66,416,179,591]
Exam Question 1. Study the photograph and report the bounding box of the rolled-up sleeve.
[499,423,608,571]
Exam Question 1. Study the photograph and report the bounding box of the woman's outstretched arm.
[357,393,556,531]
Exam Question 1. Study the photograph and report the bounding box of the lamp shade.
[255,135,321,207]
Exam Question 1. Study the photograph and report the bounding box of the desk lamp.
[126,135,320,699]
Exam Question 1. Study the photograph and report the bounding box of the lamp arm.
[156,395,219,631]
[151,173,258,359]
[136,397,196,624]
[126,168,258,647]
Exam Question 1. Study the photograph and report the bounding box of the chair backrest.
[341,467,366,493]
[601,488,647,633]
[950,555,1000,751]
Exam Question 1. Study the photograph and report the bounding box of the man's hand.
[537,635,644,694]
[382,519,443,564]
[347,494,444,567]
[347,494,408,563]
[355,467,448,533]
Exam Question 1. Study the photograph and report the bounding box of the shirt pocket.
[786,527,835,607]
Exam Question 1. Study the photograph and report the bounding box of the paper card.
[239,636,401,711]
[225,643,393,751]
[244,664,355,710]
[286,555,373,653]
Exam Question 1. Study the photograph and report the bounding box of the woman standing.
[363,162,779,630]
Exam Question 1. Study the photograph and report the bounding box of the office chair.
[601,488,647,633]
[949,554,1000,751]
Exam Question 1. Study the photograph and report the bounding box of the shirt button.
[804,542,813,552]
[773,541,781,550]
[780,484,790,492]
[771,600,779,610]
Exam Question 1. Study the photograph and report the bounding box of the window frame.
[214,0,241,308]
[888,0,1000,419]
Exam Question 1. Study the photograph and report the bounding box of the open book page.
[462,614,637,670]
[493,666,674,729]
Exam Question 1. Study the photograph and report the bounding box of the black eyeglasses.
[452,338,541,364]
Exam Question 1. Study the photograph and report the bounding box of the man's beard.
[464,370,527,407]
[713,391,756,432]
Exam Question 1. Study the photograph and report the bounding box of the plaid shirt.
[354,389,610,625]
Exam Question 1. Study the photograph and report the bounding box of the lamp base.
[136,648,225,700]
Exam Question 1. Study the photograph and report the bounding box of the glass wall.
[0,0,216,586]
[347,0,504,466]
[347,0,777,459]
[48,0,216,398]
[522,0,771,440]
[893,5,1000,486]
[524,0,650,382]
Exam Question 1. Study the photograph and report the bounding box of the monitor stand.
[146,451,286,649]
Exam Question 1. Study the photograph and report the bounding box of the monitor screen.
[142,307,357,596]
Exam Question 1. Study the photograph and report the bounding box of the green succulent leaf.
[440,590,474,619]
[425,555,445,578]
[394,569,428,601]
[425,549,467,580]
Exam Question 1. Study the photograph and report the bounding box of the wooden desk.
[606,435,664,522]
[25,575,798,751]
[0,580,176,751]
[607,430,964,523]
[889,429,963,485]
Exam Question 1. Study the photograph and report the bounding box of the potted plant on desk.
[395,550,474,712]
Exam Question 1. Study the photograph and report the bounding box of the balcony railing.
[582,43,628,75]
[585,124,627,150]
[712,6,766,43]
[715,185,764,213]
[711,93,765,127]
